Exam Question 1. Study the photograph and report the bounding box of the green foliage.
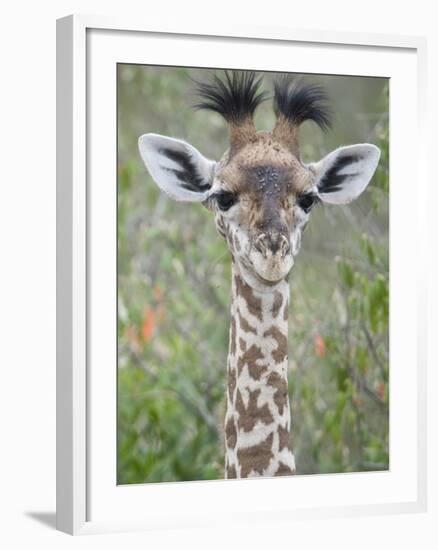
[117,66,389,483]
[290,85,389,473]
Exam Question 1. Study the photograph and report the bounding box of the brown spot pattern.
[235,388,274,432]
[267,372,289,415]
[237,433,274,478]
[283,303,289,321]
[275,461,295,476]
[237,308,257,334]
[239,338,247,352]
[235,275,263,321]
[227,464,237,478]
[236,344,265,378]
[272,291,283,318]
[228,368,236,402]
[225,417,237,449]
[278,424,291,451]
[264,326,288,364]
[230,317,236,356]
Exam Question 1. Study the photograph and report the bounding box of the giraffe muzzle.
[249,232,294,283]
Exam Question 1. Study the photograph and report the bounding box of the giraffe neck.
[224,262,296,478]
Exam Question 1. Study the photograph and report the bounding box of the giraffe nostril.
[280,235,290,257]
[254,233,290,257]
[254,233,268,258]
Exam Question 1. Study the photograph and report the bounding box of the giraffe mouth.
[239,255,292,288]
[253,271,282,286]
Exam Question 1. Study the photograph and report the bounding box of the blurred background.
[117,65,389,484]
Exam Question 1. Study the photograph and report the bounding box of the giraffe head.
[139,72,380,292]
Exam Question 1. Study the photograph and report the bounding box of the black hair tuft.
[193,70,268,124]
[273,76,332,131]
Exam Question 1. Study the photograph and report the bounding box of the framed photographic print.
[56,15,427,535]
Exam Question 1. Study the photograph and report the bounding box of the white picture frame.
[56,14,428,535]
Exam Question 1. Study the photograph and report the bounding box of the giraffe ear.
[313,144,381,205]
[138,133,216,202]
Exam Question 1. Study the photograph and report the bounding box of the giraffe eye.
[216,191,237,211]
[297,193,316,213]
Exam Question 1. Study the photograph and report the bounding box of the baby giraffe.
[138,71,380,478]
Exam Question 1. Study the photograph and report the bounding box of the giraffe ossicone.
[138,71,380,478]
